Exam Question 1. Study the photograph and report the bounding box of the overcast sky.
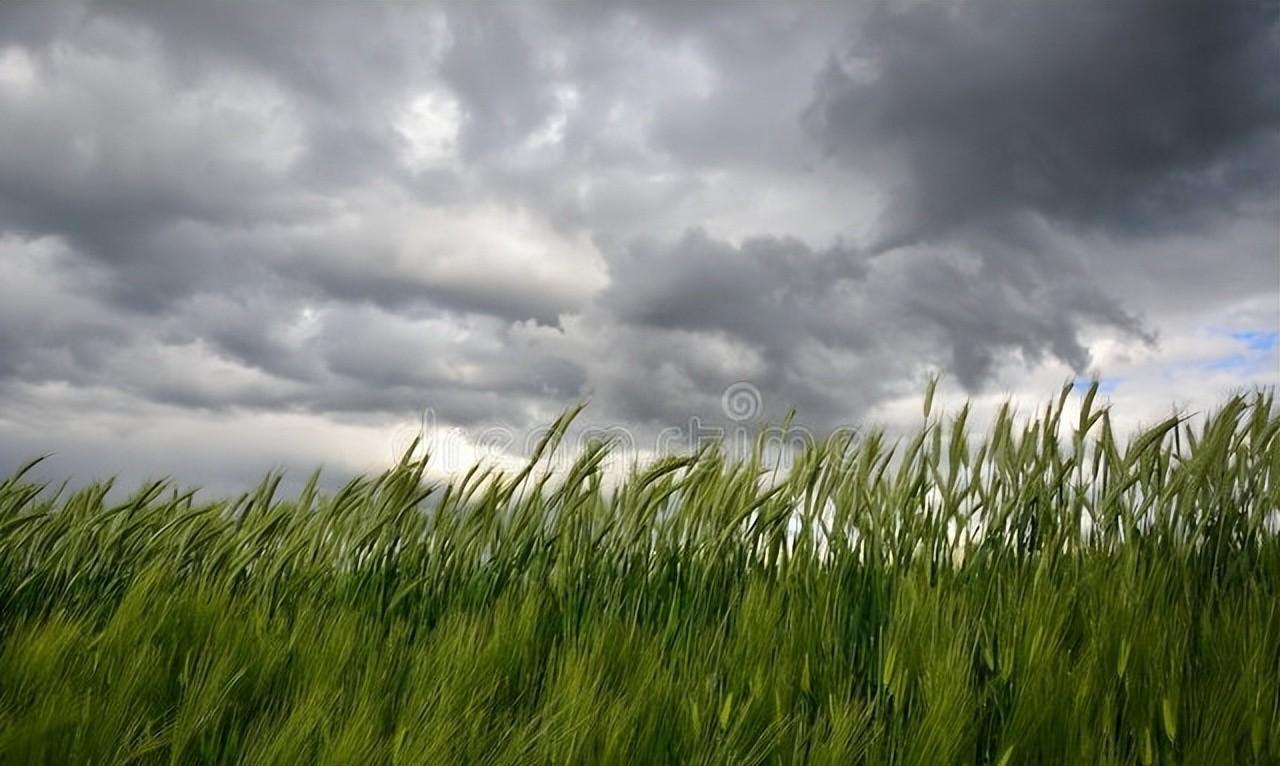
[1,0,1277,492]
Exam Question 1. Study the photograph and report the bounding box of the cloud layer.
[0,0,1276,490]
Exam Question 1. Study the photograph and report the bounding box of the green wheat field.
[1,383,1277,764]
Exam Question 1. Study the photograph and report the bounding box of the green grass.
[1,383,1277,764]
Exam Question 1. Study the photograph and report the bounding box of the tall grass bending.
[0,384,1277,764]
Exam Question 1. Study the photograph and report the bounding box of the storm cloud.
[807,0,1280,248]
[0,0,1275,489]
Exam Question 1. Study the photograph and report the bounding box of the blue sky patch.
[1074,378,1120,395]
[1230,329,1280,353]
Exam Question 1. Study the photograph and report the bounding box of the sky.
[0,0,1277,493]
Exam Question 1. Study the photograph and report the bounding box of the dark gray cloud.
[0,0,1276,488]
[606,230,867,349]
[440,6,562,162]
[587,224,1150,423]
[889,235,1149,387]
[806,0,1280,250]
[792,0,1280,390]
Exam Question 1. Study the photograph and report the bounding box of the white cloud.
[0,46,36,92]
[396,90,462,169]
